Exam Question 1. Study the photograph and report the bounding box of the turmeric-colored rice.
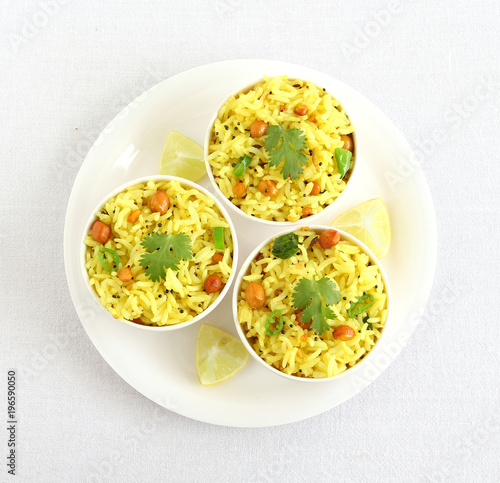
[237,229,387,378]
[207,75,355,222]
[84,180,233,326]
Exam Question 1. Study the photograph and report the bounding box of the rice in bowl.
[207,75,355,222]
[236,227,388,379]
[84,179,234,327]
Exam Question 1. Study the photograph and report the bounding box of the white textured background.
[1,0,499,482]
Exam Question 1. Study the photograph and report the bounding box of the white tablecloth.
[1,1,499,481]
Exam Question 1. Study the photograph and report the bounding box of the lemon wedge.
[195,323,249,386]
[158,131,206,181]
[332,198,391,258]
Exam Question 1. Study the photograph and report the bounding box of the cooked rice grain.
[207,75,355,222]
[237,230,387,378]
[85,180,233,326]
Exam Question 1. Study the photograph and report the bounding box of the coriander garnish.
[292,276,340,335]
[139,232,193,282]
[264,123,308,180]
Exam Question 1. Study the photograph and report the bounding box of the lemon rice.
[237,229,388,378]
[84,180,233,326]
[207,75,355,222]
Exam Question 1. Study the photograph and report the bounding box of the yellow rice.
[84,180,233,326]
[207,75,355,222]
[237,229,387,378]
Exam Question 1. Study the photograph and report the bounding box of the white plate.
[64,60,437,427]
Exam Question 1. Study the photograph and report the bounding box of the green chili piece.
[334,148,352,179]
[213,227,225,250]
[265,310,284,337]
[233,155,252,177]
[348,294,374,318]
[98,247,120,273]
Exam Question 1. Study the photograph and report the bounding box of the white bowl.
[203,76,358,227]
[80,175,239,331]
[232,224,391,382]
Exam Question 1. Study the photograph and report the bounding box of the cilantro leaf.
[139,232,193,282]
[272,233,299,259]
[264,124,308,180]
[292,277,340,335]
